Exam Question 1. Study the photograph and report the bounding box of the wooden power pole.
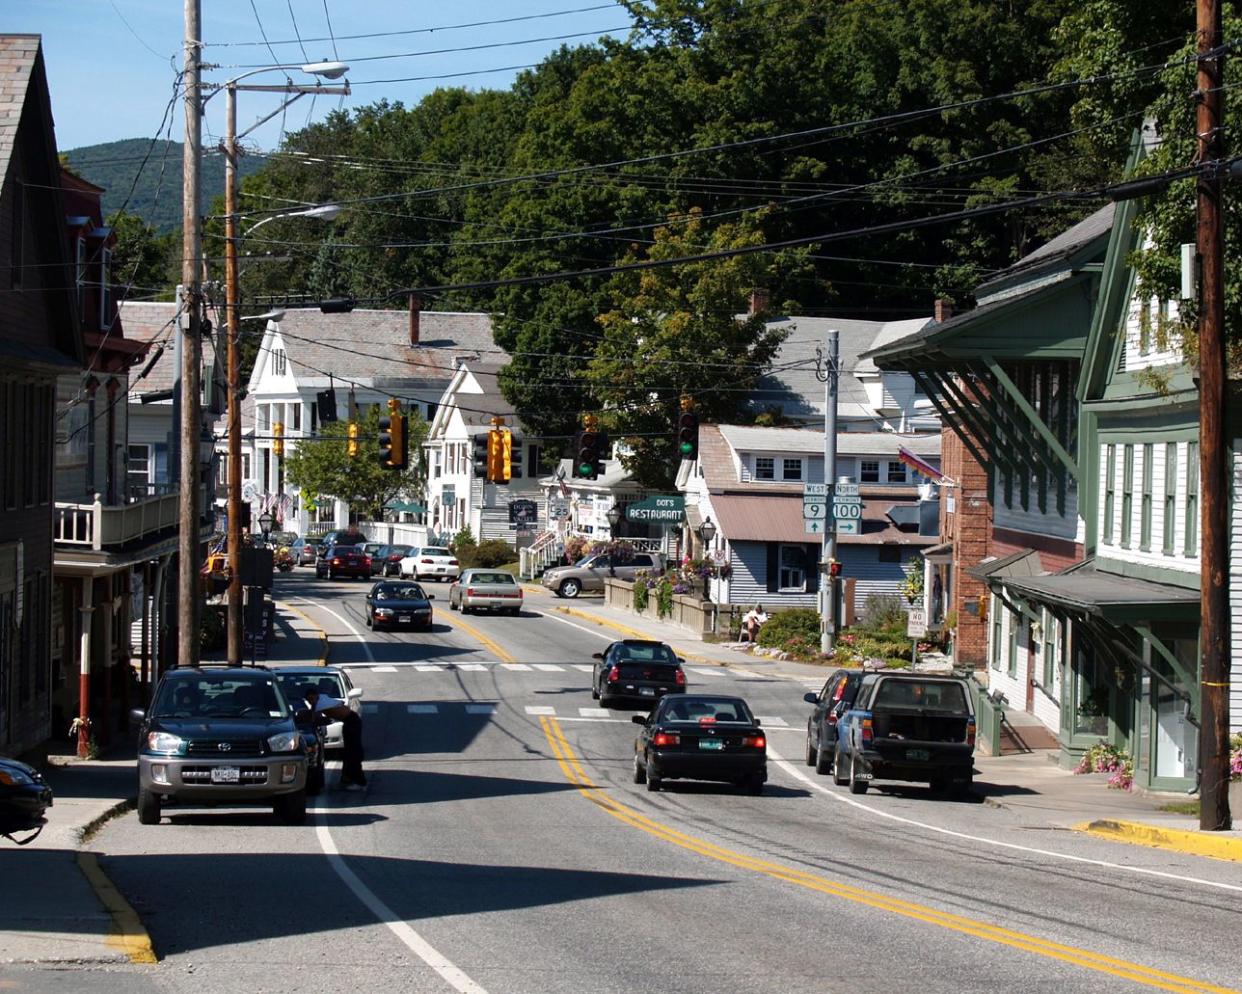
[1197,0,1229,832]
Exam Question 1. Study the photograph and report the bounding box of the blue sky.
[11,1,631,151]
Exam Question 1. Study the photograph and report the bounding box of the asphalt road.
[28,570,1242,994]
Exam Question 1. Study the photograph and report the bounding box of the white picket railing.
[54,491,182,551]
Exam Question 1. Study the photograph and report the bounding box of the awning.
[1002,560,1199,623]
[710,494,938,546]
[385,500,426,514]
[967,549,1042,582]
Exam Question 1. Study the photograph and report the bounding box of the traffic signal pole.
[820,329,839,654]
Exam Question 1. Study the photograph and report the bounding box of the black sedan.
[364,580,435,631]
[592,639,686,708]
[0,757,53,842]
[376,544,413,577]
[632,695,767,794]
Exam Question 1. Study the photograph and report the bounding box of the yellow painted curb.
[440,610,515,663]
[283,601,330,667]
[548,605,723,668]
[76,851,157,964]
[1075,819,1242,862]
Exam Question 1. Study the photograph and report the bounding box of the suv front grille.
[186,739,264,757]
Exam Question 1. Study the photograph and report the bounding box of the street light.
[258,510,274,542]
[222,62,350,666]
[606,505,622,579]
[697,517,717,548]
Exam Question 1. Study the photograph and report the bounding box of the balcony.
[55,490,188,552]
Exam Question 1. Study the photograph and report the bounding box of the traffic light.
[508,433,522,480]
[593,429,609,479]
[378,398,408,469]
[486,428,503,482]
[472,433,489,478]
[315,389,338,423]
[828,559,842,579]
[500,428,513,482]
[677,409,698,460]
[347,421,360,458]
[272,422,284,458]
[575,429,598,479]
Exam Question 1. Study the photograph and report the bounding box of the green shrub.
[756,609,819,648]
[473,539,514,568]
[862,594,906,627]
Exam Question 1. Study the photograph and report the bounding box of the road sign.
[832,501,862,520]
[803,501,826,520]
[803,483,827,497]
[508,498,538,531]
[805,517,825,535]
[907,607,927,639]
[549,497,570,520]
[626,495,685,523]
[835,519,861,535]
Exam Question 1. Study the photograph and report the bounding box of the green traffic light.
[578,462,593,476]
[679,441,693,455]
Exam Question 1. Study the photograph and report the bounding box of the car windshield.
[152,674,289,719]
[616,643,677,664]
[422,547,451,557]
[469,572,515,585]
[873,679,968,711]
[574,555,597,567]
[660,697,753,723]
[389,546,411,556]
[275,672,344,705]
[375,583,426,600]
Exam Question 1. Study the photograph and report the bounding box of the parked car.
[0,757,53,841]
[803,668,865,775]
[272,666,362,751]
[834,673,976,796]
[362,542,386,574]
[632,694,766,794]
[364,580,435,631]
[399,546,460,582]
[592,639,686,708]
[448,569,523,615]
[316,545,371,580]
[316,529,369,553]
[132,666,326,825]
[289,537,317,566]
[376,544,412,577]
[542,551,665,598]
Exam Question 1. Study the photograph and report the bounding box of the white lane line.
[315,813,488,994]
[371,666,398,673]
[689,667,725,677]
[755,715,789,727]
[531,663,565,672]
[500,663,532,671]
[415,665,443,673]
[524,705,556,716]
[465,704,497,715]
[532,610,613,641]
[578,707,614,718]
[407,704,438,714]
[297,598,375,663]
[766,745,1242,895]
[558,715,632,724]
[571,664,594,672]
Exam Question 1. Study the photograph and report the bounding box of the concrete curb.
[78,797,135,845]
[548,605,725,667]
[283,600,330,666]
[76,851,157,964]
[1075,818,1242,862]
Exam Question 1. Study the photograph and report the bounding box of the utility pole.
[817,330,840,654]
[1196,0,1229,832]
[224,82,243,666]
[177,0,203,668]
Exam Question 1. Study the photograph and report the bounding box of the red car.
[316,545,372,580]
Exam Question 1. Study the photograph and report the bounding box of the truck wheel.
[848,756,869,795]
[559,579,581,598]
[137,787,161,825]
[832,748,849,786]
[275,788,308,825]
[743,773,764,796]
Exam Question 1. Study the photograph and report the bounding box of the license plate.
[210,767,240,784]
[906,748,930,761]
[398,615,411,622]
[699,739,724,750]
[639,687,655,696]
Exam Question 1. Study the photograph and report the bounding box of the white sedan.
[399,546,460,582]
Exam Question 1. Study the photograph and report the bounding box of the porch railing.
[519,530,561,579]
[55,491,183,551]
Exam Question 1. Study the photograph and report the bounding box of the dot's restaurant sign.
[625,495,686,524]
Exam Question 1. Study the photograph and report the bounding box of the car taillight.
[467,588,476,596]
[363,557,372,565]
[742,734,766,749]
[332,558,341,565]
[827,711,839,725]
[966,719,976,747]
[674,669,686,686]
[861,714,874,744]
[652,732,680,747]
[421,558,433,564]
[698,716,716,726]
[449,559,458,566]
[607,665,620,683]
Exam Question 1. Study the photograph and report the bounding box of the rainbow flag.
[897,445,945,484]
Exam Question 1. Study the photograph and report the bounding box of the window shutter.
[766,543,779,593]
[805,544,820,594]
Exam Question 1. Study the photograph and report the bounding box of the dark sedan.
[316,545,371,580]
[0,757,53,841]
[592,639,686,708]
[803,668,864,775]
[632,695,767,794]
[376,544,413,577]
[364,580,435,631]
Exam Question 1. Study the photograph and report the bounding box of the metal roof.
[1003,559,1199,621]
[718,424,941,458]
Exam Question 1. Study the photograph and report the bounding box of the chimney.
[748,288,770,316]
[933,297,954,323]
[408,293,422,346]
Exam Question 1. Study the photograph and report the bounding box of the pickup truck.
[833,673,975,796]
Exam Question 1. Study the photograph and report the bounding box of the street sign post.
[907,606,927,667]
[803,483,827,534]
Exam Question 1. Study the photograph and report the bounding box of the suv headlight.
[147,731,183,753]
[268,731,302,753]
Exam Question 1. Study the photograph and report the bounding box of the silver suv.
[542,551,665,598]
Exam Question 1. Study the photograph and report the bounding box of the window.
[860,460,879,483]
[782,458,802,481]
[777,545,806,591]
[1007,610,1018,678]
[755,457,775,480]
[258,404,270,432]
[310,402,317,435]
[990,595,1002,671]
[98,247,112,330]
[1102,444,1115,544]
[129,444,150,495]
[76,238,87,316]
[1163,442,1177,556]
[1120,445,1133,547]
[878,546,901,563]
[1138,298,1152,355]
[292,403,301,431]
[1140,443,1153,551]
[273,349,287,375]
[241,452,251,481]
[887,461,907,483]
[1185,441,1198,556]
[1042,610,1056,690]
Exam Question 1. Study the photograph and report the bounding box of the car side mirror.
[631,715,647,725]
[592,652,604,661]
[346,688,363,700]
[803,692,819,705]
[754,718,762,727]
[128,707,146,727]
[426,593,435,600]
[676,657,685,664]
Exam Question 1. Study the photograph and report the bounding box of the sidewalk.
[201,597,329,666]
[527,586,1242,862]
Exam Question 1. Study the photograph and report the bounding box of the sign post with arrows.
[803,483,827,535]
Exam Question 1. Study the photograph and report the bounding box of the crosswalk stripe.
[457,663,488,671]
[415,664,443,672]
[755,715,789,727]
[524,705,556,715]
[465,703,498,714]
[571,664,594,672]
[371,666,398,673]
[531,663,565,672]
[406,704,438,714]
[500,663,532,671]
[578,707,615,718]
[689,667,725,677]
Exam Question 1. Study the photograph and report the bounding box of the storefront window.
[1073,641,1110,738]
[1149,636,1198,783]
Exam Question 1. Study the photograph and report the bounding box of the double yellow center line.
[540,716,1236,994]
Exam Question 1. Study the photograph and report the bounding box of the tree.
[108,210,178,301]
[587,210,809,487]
[284,405,428,520]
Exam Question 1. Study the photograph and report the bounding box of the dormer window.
[754,456,775,480]
[273,349,287,375]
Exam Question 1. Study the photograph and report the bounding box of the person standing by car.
[304,686,367,790]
